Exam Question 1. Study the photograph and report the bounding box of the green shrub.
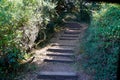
[0,47,25,79]
[82,3,120,80]
[0,0,58,79]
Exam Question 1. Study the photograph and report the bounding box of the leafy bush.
[0,47,25,79]
[82,3,120,80]
[0,0,59,79]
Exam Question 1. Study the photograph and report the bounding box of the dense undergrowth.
[0,0,80,79]
[82,3,120,80]
[0,0,60,79]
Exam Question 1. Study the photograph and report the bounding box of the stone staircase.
[37,22,82,80]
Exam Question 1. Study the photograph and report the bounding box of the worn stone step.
[68,26,81,28]
[46,53,75,57]
[51,44,75,47]
[61,35,79,38]
[37,71,78,80]
[44,59,75,63]
[49,46,73,50]
[47,49,74,53]
[40,62,75,72]
[49,46,75,49]
[64,31,80,34]
[65,29,80,32]
[51,40,76,44]
[68,28,81,30]
[59,38,77,40]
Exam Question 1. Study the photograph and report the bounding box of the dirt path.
[16,22,91,80]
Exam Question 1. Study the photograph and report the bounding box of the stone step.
[68,26,81,28]
[37,71,78,80]
[46,53,75,57]
[51,44,75,47]
[47,49,74,53]
[68,28,81,30]
[49,46,73,50]
[61,35,79,38]
[65,23,81,27]
[51,40,76,44]
[67,27,81,29]
[44,59,75,63]
[64,31,80,34]
[49,46,74,50]
[59,38,77,40]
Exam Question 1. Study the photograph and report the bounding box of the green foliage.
[73,0,92,23]
[0,47,25,79]
[0,1,26,79]
[82,3,120,80]
[0,0,59,79]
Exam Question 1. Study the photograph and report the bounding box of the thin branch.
[34,30,46,48]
